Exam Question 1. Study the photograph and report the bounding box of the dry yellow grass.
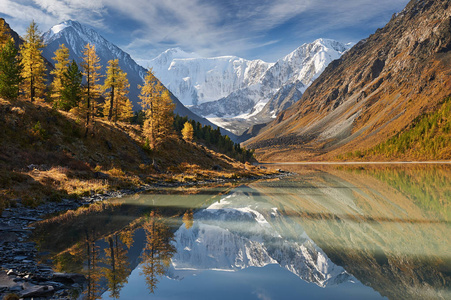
[0,97,273,212]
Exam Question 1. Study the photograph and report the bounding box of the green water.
[32,164,451,299]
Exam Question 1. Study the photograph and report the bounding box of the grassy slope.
[339,97,451,161]
[0,97,270,211]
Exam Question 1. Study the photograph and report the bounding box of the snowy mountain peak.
[312,38,349,52]
[42,20,149,110]
[149,47,202,71]
[45,20,93,42]
[160,47,201,60]
[190,39,351,121]
[148,50,273,106]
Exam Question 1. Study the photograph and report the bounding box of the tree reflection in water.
[140,211,176,294]
[183,210,194,230]
[84,230,102,300]
[102,230,134,299]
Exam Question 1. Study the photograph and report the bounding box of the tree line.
[174,115,255,163]
[0,20,254,162]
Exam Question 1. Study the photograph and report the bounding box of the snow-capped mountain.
[148,49,272,106]
[43,20,146,111]
[41,20,237,139]
[167,188,353,287]
[149,39,350,122]
[192,39,351,119]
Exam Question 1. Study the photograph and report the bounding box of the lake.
[32,164,451,299]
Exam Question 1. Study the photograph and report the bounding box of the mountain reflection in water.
[32,165,450,299]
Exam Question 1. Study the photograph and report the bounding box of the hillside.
[41,20,237,140]
[0,97,270,213]
[245,0,451,161]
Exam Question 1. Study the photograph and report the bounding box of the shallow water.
[33,164,451,299]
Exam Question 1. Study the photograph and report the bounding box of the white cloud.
[1,0,410,60]
[0,0,106,35]
[0,0,55,33]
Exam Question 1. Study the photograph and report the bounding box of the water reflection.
[102,232,132,298]
[141,211,175,294]
[31,165,450,299]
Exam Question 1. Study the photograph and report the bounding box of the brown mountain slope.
[245,0,451,161]
[0,97,269,212]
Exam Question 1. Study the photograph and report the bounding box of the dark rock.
[105,140,113,150]
[94,172,109,179]
[52,273,85,285]
[13,256,27,261]
[9,285,23,292]
[20,282,54,298]
[212,165,223,171]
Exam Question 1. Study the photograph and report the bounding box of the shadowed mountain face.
[246,0,451,161]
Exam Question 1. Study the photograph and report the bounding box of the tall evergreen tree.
[50,44,70,106]
[0,39,22,100]
[19,21,46,102]
[80,43,102,129]
[60,60,82,111]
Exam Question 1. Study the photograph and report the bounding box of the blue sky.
[1,0,410,63]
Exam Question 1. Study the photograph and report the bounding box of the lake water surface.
[33,164,451,299]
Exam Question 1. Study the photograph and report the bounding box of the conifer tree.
[0,39,22,100]
[60,60,82,111]
[19,21,46,102]
[119,97,134,123]
[181,121,194,142]
[139,69,175,148]
[80,43,102,129]
[103,59,131,122]
[0,19,10,48]
[50,44,70,106]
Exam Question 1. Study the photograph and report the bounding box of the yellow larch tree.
[80,43,102,129]
[50,43,70,107]
[139,69,175,149]
[19,21,46,102]
[181,121,194,142]
[102,59,132,122]
[118,96,134,123]
[0,19,10,48]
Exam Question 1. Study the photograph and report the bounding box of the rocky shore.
[0,172,287,299]
[0,187,145,299]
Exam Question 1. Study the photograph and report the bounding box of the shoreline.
[0,172,285,299]
[259,160,451,165]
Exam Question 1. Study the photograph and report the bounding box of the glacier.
[147,39,351,133]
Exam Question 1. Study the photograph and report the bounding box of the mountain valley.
[245,0,451,161]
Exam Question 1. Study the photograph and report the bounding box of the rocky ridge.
[246,0,451,161]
